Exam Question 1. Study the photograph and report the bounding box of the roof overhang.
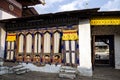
[0,8,100,23]
[22,7,39,17]
[1,8,120,31]
[16,0,45,6]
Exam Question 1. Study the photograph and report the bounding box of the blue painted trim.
[4,31,8,59]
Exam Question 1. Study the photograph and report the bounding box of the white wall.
[78,19,92,76]
[22,63,61,73]
[115,33,120,69]
[92,26,120,69]
[0,10,16,20]
[0,25,6,58]
[0,10,16,58]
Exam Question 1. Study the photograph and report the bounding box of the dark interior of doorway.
[92,35,115,67]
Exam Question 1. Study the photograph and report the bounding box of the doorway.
[5,41,16,61]
[63,40,77,66]
[92,35,115,67]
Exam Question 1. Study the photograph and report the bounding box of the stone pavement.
[93,66,120,80]
[0,66,120,80]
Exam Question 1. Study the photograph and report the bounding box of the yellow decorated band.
[62,30,78,40]
[6,33,16,41]
[91,17,120,25]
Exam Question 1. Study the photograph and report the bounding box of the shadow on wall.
[0,46,5,59]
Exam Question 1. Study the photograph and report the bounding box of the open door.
[92,35,115,67]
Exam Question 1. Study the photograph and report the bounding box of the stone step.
[12,64,23,69]
[60,66,77,73]
[0,67,8,75]
[59,66,78,79]
[59,73,76,79]
[0,63,29,75]
[15,68,30,75]
[10,64,30,75]
[15,70,27,75]
[60,66,76,70]
[0,67,8,70]
[60,69,77,74]
[13,67,27,72]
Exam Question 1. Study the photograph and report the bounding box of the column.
[78,19,92,76]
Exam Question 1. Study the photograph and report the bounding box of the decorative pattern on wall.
[6,33,16,41]
[91,17,120,25]
[62,30,78,40]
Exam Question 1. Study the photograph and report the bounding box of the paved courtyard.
[0,66,120,80]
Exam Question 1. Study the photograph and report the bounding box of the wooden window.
[71,41,76,64]
[26,33,32,54]
[64,40,77,65]
[65,40,70,51]
[52,31,61,64]
[6,41,15,60]
[18,34,24,53]
[7,42,11,50]
[42,32,51,63]
[34,33,41,54]
[65,41,70,63]
[53,32,60,53]
[17,33,25,61]
[43,32,51,53]
[6,51,10,60]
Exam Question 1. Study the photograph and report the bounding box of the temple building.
[0,0,120,77]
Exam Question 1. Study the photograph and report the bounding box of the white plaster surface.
[22,63,61,73]
[115,34,120,69]
[78,19,92,76]
[0,63,61,75]
[0,67,9,75]
[0,10,16,20]
[0,27,6,58]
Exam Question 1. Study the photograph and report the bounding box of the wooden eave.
[90,11,120,17]
[0,8,100,23]
[22,7,39,17]
[16,0,43,6]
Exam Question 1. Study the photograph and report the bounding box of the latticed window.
[18,34,24,53]
[34,33,42,54]
[53,32,60,53]
[6,41,15,60]
[71,41,76,64]
[26,33,32,53]
[43,32,51,53]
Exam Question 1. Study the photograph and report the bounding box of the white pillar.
[115,34,120,69]
[78,19,92,76]
[0,25,6,58]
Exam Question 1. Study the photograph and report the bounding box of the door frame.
[63,40,78,67]
[92,35,115,68]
